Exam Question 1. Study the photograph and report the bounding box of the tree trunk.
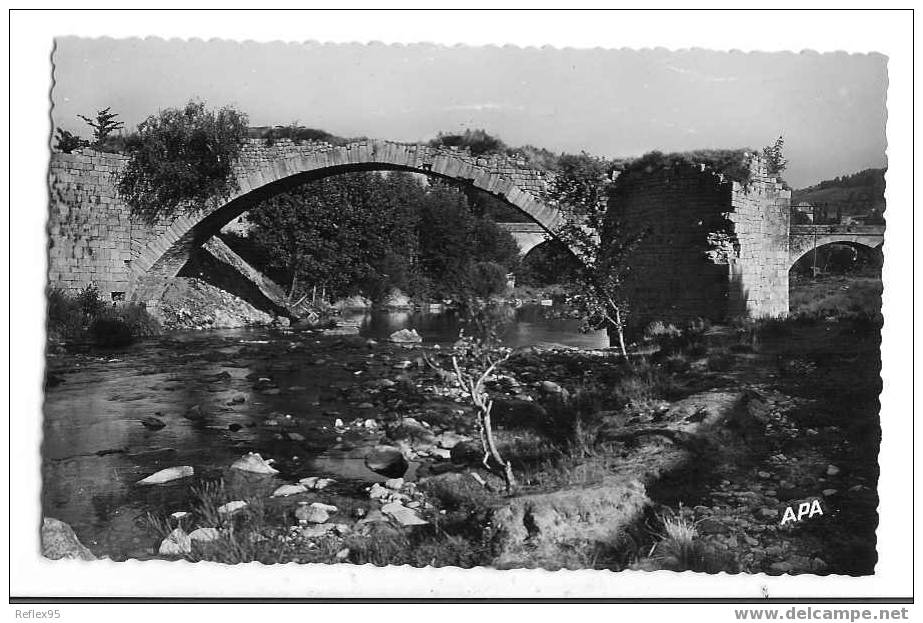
[613,307,628,358]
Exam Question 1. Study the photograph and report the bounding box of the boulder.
[188,527,221,543]
[231,452,279,475]
[364,445,409,478]
[388,329,423,344]
[381,501,428,526]
[158,528,192,556]
[310,502,338,513]
[137,465,194,485]
[435,431,468,449]
[272,484,308,497]
[295,504,329,524]
[41,518,96,561]
[384,477,405,491]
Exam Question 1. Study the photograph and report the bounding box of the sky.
[51,37,888,189]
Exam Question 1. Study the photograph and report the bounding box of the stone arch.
[130,139,562,301]
[788,235,884,274]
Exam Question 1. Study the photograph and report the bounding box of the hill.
[792,168,886,218]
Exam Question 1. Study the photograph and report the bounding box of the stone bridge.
[496,222,553,256]
[789,224,885,265]
[47,142,885,325]
[48,138,562,307]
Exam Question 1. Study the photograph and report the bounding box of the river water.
[42,305,607,560]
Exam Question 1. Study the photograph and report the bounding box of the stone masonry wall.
[608,155,791,333]
[726,159,791,319]
[47,151,135,299]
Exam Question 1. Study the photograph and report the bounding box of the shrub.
[53,128,87,154]
[117,100,249,222]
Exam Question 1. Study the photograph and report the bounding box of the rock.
[217,500,248,515]
[822,488,838,497]
[170,511,190,521]
[231,452,279,475]
[336,548,350,560]
[273,316,291,327]
[826,464,841,476]
[41,518,96,560]
[758,508,779,520]
[298,524,334,538]
[388,419,436,446]
[137,465,194,485]
[188,527,221,543]
[450,439,484,465]
[299,476,335,490]
[140,416,167,430]
[358,509,388,525]
[757,471,771,479]
[334,418,345,428]
[272,484,308,497]
[384,477,405,491]
[388,329,423,344]
[357,402,374,409]
[311,502,338,513]
[435,431,467,449]
[540,380,565,395]
[368,483,391,500]
[362,419,378,429]
[381,501,428,526]
[296,504,329,524]
[428,447,452,460]
[287,432,306,441]
[364,445,409,478]
[158,528,192,556]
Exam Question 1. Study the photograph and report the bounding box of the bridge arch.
[131,139,563,301]
[788,228,885,274]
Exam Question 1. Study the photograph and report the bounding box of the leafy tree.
[53,128,87,153]
[117,101,249,222]
[762,135,787,175]
[78,107,125,147]
[246,172,421,302]
[547,152,641,357]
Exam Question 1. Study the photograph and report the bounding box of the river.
[42,304,607,560]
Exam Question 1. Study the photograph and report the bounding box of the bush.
[117,100,249,222]
[46,287,160,346]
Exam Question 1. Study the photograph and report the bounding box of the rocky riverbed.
[42,317,880,573]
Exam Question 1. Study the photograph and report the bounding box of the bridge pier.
[607,156,792,333]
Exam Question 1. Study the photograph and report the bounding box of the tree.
[547,153,641,357]
[53,128,87,153]
[117,101,249,222]
[246,172,421,302]
[763,135,787,175]
[78,107,125,147]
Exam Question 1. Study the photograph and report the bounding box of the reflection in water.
[345,304,609,349]
[42,304,606,559]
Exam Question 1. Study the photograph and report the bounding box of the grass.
[789,273,882,321]
[644,510,739,574]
